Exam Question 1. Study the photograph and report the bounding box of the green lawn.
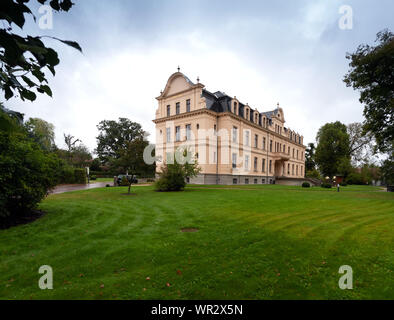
[0,185,393,299]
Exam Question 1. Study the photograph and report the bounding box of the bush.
[155,151,200,192]
[60,166,75,184]
[90,175,97,181]
[321,183,332,189]
[0,130,60,218]
[147,178,155,182]
[340,182,348,187]
[346,172,367,185]
[74,168,86,184]
[302,182,311,188]
[155,163,186,192]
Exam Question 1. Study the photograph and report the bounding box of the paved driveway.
[50,182,153,194]
[50,182,110,194]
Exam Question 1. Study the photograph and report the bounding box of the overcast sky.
[6,0,394,152]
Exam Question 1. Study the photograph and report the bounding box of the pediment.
[158,72,197,99]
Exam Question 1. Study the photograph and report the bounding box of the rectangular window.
[186,124,191,140]
[186,99,191,112]
[288,163,290,175]
[232,127,238,143]
[254,179,258,184]
[296,165,298,175]
[245,155,249,170]
[176,102,180,115]
[269,160,272,173]
[213,151,217,164]
[166,128,171,142]
[175,126,180,141]
[262,179,266,184]
[166,105,170,117]
[270,140,273,152]
[254,134,258,148]
[263,137,266,150]
[254,157,258,171]
[245,178,249,184]
[245,131,250,146]
[262,159,266,172]
[232,153,237,169]
[292,164,294,175]
[233,178,237,185]
[297,150,299,159]
[166,152,173,163]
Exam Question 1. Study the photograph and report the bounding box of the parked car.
[116,174,138,186]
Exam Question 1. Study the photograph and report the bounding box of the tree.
[111,137,154,194]
[315,122,351,178]
[344,29,394,154]
[90,158,102,172]
[347,122,376,165]
[381,152,394,185]
[95,118,145,163]
[64,133,81,152]
[305,143,316,171]
[0,113,61,220]
[25,117,55,151]
[69,144,92,168]
[0,0,81,109]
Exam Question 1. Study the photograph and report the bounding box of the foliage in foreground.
[0,118,60,218]
[0,0,81,105]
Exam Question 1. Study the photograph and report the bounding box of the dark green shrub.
[90,175,97,181]
[346,172,366,185]
[155,162,186,192]
[302,182,311,188]
[340,182,347,186]
[74,168,86,184]
[60,166,75,184]
[321,183,332,188]
[0,130,60,219]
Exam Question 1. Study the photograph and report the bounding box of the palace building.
[153,70,307,185]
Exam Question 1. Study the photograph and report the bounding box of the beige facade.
[153,71,306,185]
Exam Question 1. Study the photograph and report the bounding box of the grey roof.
[261,108,279,119]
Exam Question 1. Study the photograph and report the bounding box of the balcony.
[273,152,290,161]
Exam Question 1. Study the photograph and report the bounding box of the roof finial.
[177,66,180,72]
[197,76,200,83]
[277,102,280,108]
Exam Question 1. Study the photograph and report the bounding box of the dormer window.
[234,102,238,114]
